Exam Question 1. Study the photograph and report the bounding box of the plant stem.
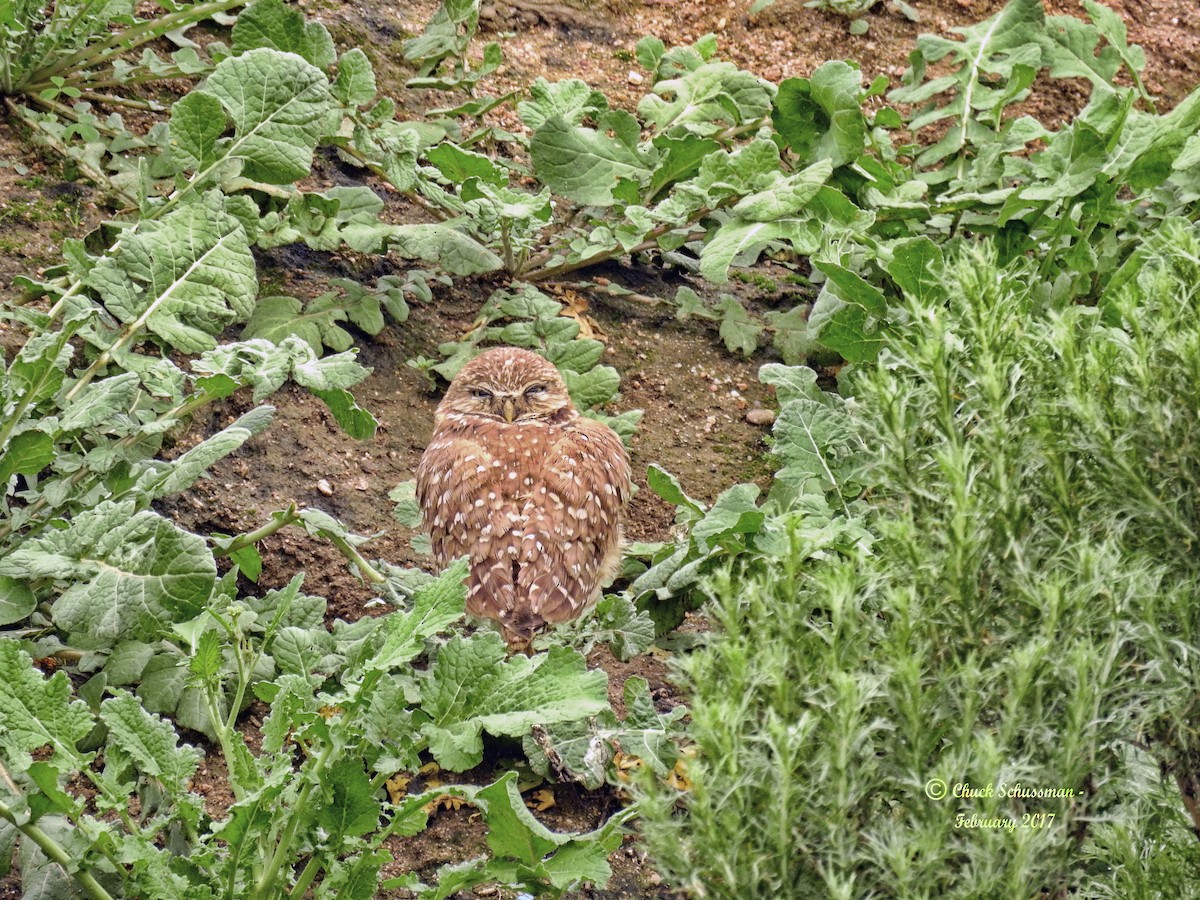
[74,91,163,111]
[25,0,246,86]
[526,226,707,282]
[253,742,335,898]
[0,799,117,900]
[327,533,388,584]
[289,855,323,898]
[215,505,301,557]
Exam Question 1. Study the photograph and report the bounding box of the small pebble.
[627,70,644,85]
[746,408,776,426]
[316,479,334,496]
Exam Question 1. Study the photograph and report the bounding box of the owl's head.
[438,347,574,423]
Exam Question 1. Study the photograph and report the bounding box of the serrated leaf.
[0,500,216,642]
[421,637,608,771]
[0,641,93,771]
[317,760,380,838]
[366,559,469,672]
[99,690,202,798]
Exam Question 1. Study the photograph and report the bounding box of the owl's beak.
[502,398,517,422]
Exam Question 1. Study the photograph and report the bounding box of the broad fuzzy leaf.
[807,260,889,363]
[204,47,333,184]
[773,62,869,167]
[383,223,503,275]
[421,636,609,771]
[333,48,378,107]
[231,0,336,68]
[99,690,202,799]
[700,219,822,285]
[168,91,226,174]
[317,760,380,838]
[0,641,93,771]
[0,500,216,641]
[87,197,257,353]
[530,114,655,206]
[134,406,274,500]
[518,78,608,129]
[638,62,774,136]
[0,577,36,626]
[890,0,1051,167]
[366,559,469,672]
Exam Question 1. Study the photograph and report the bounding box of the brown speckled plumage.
[415,347,632,648]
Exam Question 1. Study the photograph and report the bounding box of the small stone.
[716,16,727,30]
[746,408,776,426]
[627,70,644,85]
[353,477,369,491]
[316,479,334,496]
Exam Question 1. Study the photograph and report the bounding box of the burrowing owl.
[415,347,632,648]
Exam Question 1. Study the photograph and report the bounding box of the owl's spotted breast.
[414,347,632,649]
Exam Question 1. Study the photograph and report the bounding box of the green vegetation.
[638,225,1200,897]
[1,0,1199,895]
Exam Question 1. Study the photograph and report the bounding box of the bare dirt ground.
[1,0,1198,896]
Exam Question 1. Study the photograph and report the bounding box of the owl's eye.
[470,388,494,400]
[524,384,546,396]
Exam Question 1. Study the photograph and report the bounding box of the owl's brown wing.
[515,416,632,628]
[415,426,526,625]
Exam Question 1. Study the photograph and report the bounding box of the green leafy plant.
[0,0,243,196]
[0,564,639,898]
[639,227,1200,896]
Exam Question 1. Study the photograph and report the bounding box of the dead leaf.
[555,287,607,341]
[526,788,556,811]
[385,773,412,804]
